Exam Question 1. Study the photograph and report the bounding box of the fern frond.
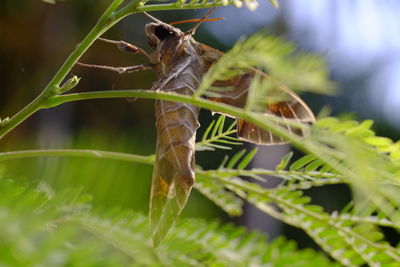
[79,206,336,266]
[79,211,338,266]
[204,174,400,266]
[201,167,344,184]
[313,118,400,225]
[165,0,262,10]
[269,187,400,266]
[196,115,241,151]
[200,148,345,184]
[170,219,338,267]
[283,152,339,175]
[73,211,158,265]
[196,33,333,97]
[0,176,338,266]
[278,177,343,191]
[0,178,129,266]
[195,175,243,216]
[331,212,400,232]
[317,117,400,164]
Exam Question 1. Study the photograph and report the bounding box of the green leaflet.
[0,176,338,266]
[276,151,293,170]
[210,175,400,266]
[195,176,243,216]
[196,115,241,151]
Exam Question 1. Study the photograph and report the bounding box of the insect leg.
[77,62,152,74]
[98,38,149,58]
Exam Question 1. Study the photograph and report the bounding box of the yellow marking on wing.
[158,176,170,197]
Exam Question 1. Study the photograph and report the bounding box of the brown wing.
[198,43,315,145]
[150,50,202,247]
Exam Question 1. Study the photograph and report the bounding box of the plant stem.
[48,89,353,178]
[48,91,318,147]
[114,0,239,20]
[46,90,305,141]
[135,2,229,13]
[0,0,131,140]
[0,95,45,140]
[0,147,343,185]
[0,149,154,165]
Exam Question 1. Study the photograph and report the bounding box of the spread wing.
[198,43,315,145]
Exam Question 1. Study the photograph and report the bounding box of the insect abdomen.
[149,51,204,246]
[154,90,200,187]
[150,90,199,243]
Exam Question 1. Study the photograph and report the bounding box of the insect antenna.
[185,7,217,36]
[143,11,183,32]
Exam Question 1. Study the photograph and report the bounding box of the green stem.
[0,147,342,184]
[46,90,342,173]
[55,90,355,184]
[114,0,238,19]
[135,2,229,12]
[0,149,154,165]
[46,90,305,142]
[0,96,44,140]
[205,168,344,181]
[0,0,125,140]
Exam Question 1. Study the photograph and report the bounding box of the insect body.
[78,9,315,247]
[145,21,204,246]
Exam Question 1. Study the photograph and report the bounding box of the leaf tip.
[268,0,279,8]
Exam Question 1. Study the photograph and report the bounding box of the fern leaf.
[204,174,400,266]
[276,151,294,170]
[0,176,338,266]
[268,0,279,8]
[279,178,343,191]
[196,115,241,151]
[313,117,400,225]
[195,175,243,216]
[316,117,400,158]
[237,147,258,169]
[289,155,317,171]
[212,114,225,137]
[201,119,215,141]
[226,149,246,168]
[197,33,333,97]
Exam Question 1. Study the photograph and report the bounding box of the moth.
[78,9,315,247]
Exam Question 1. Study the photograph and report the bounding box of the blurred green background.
[1,0,399,249]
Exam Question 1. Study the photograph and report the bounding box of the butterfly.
[78,8,315,247]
